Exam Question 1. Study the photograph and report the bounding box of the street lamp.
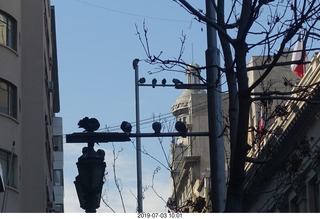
[67,115,209,213]
[74,141,106,213]
[67,117,131,213]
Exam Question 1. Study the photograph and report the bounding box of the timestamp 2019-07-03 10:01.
[137,212,183,219]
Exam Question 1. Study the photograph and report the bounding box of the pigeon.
[175,121,187,137]
[78,117,100,132]
[152,122,162,134]
[161,78,166,87]
[120,121,132,134]
[152,78,157,88]
[138,77,146,84]
[172,78,183,85]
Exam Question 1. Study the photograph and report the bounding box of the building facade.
[247,52,302,152]
[244,52,320,212]
[0,0,63,212]
[168,51,320,212]
[168,65,229,212]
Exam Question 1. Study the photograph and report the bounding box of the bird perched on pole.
[161,78,166,87]
[152,78,157,88]
[78,117,100,132]
[152,122,162,134]
[175,121,187,137]
[172,78,183,86]
[138,77,146,84]
[120,121,132,135]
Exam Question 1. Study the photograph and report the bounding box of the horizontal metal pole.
[129,132,209,138]
[66,132,131,143]
[66,131,209,143]
[138,83,207,89]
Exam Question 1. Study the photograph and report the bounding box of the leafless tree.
[137,0,320,212]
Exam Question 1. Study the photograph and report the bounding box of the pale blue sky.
[52,0,206,213]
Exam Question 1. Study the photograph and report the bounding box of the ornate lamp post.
[67,117,209,212]
[74,141,106,213]
[67,117,131,213]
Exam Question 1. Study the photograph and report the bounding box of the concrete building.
[244,52,320,212]
[167,51,320,212]
[247,52,301,153]
[0,0,63,212]
[168,64,229,212]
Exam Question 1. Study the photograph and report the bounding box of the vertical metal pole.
[205,0,226,212]
[133,59,143,213]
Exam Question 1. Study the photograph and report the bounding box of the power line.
[62,100,209,137]
[77,0,191,23]
[103,100,208,132]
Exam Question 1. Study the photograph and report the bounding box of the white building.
[244,52,320,212]
[168,64,229,212]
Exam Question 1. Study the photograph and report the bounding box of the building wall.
[169,65,229,212]
[244,52,320,212]
[169,66,208,212]
[0,0,62,212]
[53,117,64,212]
[247,53,301,151]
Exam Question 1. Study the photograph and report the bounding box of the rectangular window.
[0,14,7,45]
[289,193,298,212]
[0,150,18,189]
[0,79,17,118]
[289,188,307,212]
[54,204,64,213]
[53,136,63,151]
[308,175,320,212]
[0,82,8,114]
[53,169,63,186]
[0,10,17,50]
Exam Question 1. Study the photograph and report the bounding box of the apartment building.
[0,0,63,212]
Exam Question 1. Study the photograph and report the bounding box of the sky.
[51,0,207,213]
[50,0,320,214]
[49,0,320,214]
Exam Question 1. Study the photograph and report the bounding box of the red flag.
[259,105,264,132]
[291,36,306,78]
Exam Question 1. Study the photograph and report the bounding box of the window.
[0,150,18,189]
[54,204,64,213]
[308,175,320,212]
[0,79,17,118]
[289,188,307,212]
[0,11,17,50]
[53,136,63,151]
[289,192,298,212]
[53,169,63,186]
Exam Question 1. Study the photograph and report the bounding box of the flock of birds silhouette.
[77,117,187,136]
[78,67,186,134]
[138,77,183,88]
